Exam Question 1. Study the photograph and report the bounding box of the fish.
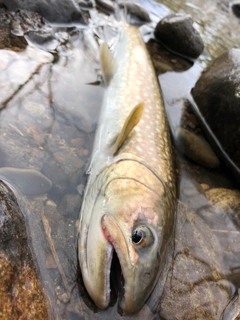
[78,22,177,314]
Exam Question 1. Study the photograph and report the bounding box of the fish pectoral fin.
[100,42,117,86]
[113,102,145,155]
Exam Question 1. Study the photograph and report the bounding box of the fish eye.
[131,226,154,247]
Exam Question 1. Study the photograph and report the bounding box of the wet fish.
[78,22,176,314]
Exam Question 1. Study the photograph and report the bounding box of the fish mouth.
[101,214,141,314]
[80,213,147,314]
[101,215,128,305]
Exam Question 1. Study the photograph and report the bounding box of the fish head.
[78,177,175,314]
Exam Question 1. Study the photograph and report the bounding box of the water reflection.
[0,0,240,319]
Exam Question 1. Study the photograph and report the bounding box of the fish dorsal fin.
[100,42,117,86]
[113,102,145,155]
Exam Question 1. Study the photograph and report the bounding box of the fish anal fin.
[100,42,116,86]
[113,102,145,155]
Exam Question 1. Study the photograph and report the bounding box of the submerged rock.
[192,48,240,184]
[154,13,204,59]
[176,128,220,168]
[206,188,240,228]
[158,202,231,319]
[0,167,52,195]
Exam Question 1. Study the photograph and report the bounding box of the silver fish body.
[78,22,176,314]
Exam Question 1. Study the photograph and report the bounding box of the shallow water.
[1,0,240,319]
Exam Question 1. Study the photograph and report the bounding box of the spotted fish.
[78,22,176,314]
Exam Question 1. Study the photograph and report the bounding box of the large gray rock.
[192,48,240,184]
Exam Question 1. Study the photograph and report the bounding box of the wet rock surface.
[0,181,48,319]
[206,188,240,228]
[146,39,193,75]
[192,48,240,184]
[158,202,231,320]
[154,13,204,59]
[3,0,87,24]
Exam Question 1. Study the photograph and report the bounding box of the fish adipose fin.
[100,42,117,86]
[113,102,144,155]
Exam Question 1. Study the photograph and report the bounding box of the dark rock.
[3,0,87,24]
[58,193,82,218]
[96,0,115,13]
[231,1,240,18]
[146,39,193,75]
[191,48,240,184]
[154,13,204,59]
[75,0,95,10]
[0,2,7,13]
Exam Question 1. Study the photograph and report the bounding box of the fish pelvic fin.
[113,102,145,155]
[100,42,117,86]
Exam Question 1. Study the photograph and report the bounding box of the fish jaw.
[101,214,161,314]
[78,193,114,309]
[79,176,175,314]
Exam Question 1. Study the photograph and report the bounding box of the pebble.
[201,183,210,191]
[96,0,115,13]
[57,193,82,218]
[175,128,220,168]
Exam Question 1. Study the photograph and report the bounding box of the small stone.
[75,219,80,229]
[71,137,84,148]
[176,128,220,168]
[82,149,89,156]
[59,293,69,303]
[206,188,240,228]
[46,253,57,269]
[201,183,210,191]
[58,194,81,218]
[46,199,57,207]
[96,0,115,13]
[154,13,204,59]
[23,101,46,117]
